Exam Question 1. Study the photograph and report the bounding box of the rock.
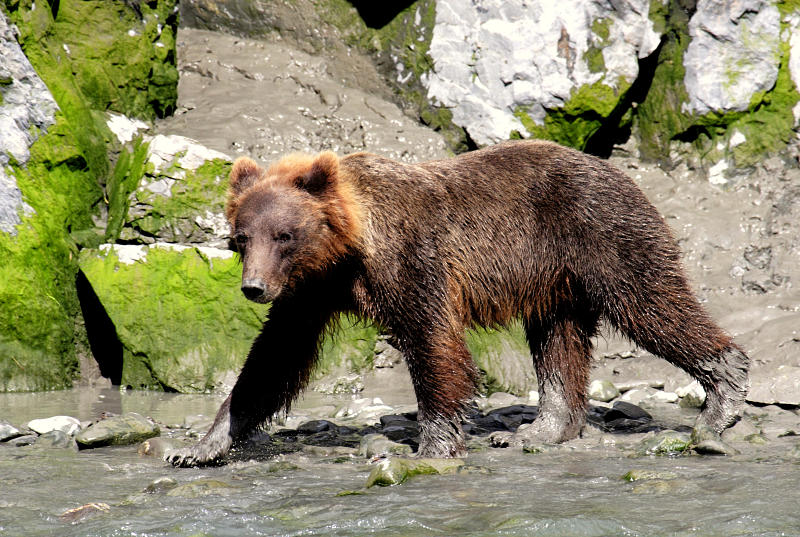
[365,457,465,487]
[143,477,178,494]
[721,418,761,443]
[359,434,413,458]
[313,373,365,395]
[27,416,81,436]
[588,379,620,402]
[373,337,403,368]
[465,325,535,396]
[485,392,520,409]
[297,420,338,434]
[743,315,800,406]
[622,469,678,482]
[166,478,237,498]
[424,0,661,146]
[35,430,78,450]
[75,412,160,448]
[649,391,679,404]
[0,421,22,442]
[677,381,706,408]
[615,380,666,392]
[7,434,37,447]
[138,437,183,458]
[58,502,110,523]
[637,431,691,456]
[691,424,740,455]
[522,443,563,455]
[0,11,58,170]
[619,387,657,405]
[683,0,780,115]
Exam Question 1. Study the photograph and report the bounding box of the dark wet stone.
[381,422,419,443]
[297,420,337,434]
[0,420,22,442]
[485,404,539,417]
[469,414,510,433]
[379,414,411,426]
[693,439,740,456]
[605,401,652,422]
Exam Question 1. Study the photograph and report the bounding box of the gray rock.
[683,0,781,115]
[138,437,183,458]
[588,379,620,402]
[0,420,22,442]
[166,478,237,498]
[0,11,56,236]
[35,430,78,450]
[143,477,179,494]
[7,434,36,447]
[75,412,160,448]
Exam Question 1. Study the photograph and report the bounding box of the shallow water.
[2,389,799,536]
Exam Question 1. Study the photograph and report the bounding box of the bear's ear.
[294,152,339,195]
[229,156,263,196]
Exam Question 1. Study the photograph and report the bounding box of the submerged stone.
[59,502,110,523]
[143,477,178,494]
[75,413,159,448]
[35,430,78,450]
[138,437,182,458]
[166,478,237,498]
[622,469,678,482]
[365,457,465,487]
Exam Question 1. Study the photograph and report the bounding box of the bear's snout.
[241,278,271,303]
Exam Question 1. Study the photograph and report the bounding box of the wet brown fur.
[166,139,749,466]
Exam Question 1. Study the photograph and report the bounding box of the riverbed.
[2,384,800,536]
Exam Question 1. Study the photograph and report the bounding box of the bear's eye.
[233,233,248,249]
[276,232,293,244]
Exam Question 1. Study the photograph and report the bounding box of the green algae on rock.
[365,457,465,487]
[75,412,160,448]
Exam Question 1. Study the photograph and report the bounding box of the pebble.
[588,379,620,402]
[27,416,81,436]
[75,412,160,448]
[138,437,182,458]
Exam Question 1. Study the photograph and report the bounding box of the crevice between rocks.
[346,1,418,29]
[584,39,664,159]
[76,269,123,385]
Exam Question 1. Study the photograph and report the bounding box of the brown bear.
[165,139,749,467]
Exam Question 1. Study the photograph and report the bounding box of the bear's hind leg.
[604,276,749,434]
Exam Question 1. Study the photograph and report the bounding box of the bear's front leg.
[165,297,332,467]
[393,328,480,458]
[165,395,235,467]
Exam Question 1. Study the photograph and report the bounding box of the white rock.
[708,159,730,185]
[145,134,230,175]
[588,379,620,402]
[106,112,148,144]
[27,416,81,436]
[649,390,679,404]
[424,0,660,145]
[486,391,520,408]
[683,0,781,115]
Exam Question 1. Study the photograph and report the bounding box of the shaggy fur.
[165,140,749,467]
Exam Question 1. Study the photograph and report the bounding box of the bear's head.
[225,152,360,303]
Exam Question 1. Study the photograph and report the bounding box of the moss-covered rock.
[78,243,264,391]
[4,0,178,120]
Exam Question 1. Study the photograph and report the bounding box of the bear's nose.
[241,279,267,301]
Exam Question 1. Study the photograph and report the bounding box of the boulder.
[75,412,160,448]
